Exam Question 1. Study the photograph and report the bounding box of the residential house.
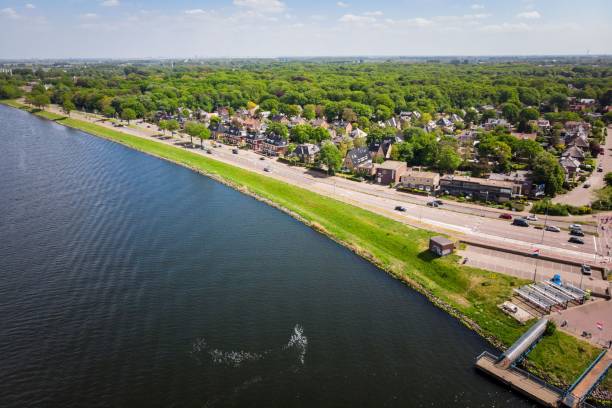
[261,133,289,156]
[209,122,228,140]
[562,146,585,162]
[215,107,231,122]
[439,175,519,202]
[270,114,290,126]
[292,143,320,164]
[565,121,591,134]
[488,171,532,197]
[342,147,373,175]
[222,126,247,146]
[424,120,438,132]
[560,156,581,181]
[450,113,463,124]
[400,169,440,192]
[528,119,551,132]
[245,131,266,152]
[511,132,537,141]
[350,128,367,139]
[332,120,353,135]
[310,118,329,129]
[242,117,262,132]
[290,116,306,127]
[384,116,401,130]
[375,161,407,185]
[484,118,512,131]
[368,139,393,161]
[566,134,589,150]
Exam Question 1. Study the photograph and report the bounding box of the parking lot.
[460,245,609,294]
[550,300,612,348]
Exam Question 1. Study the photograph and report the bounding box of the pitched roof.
[293,143,320,156]
[344,147,371,167]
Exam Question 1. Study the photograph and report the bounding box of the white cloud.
[471,4,484,9]
[101,0,120,6]
[481,22,530,32]
[233,0,285,13]
[184,9,207,15]
[25,3,36,9]
[385,17,433,28]
[80,13,98,19]
[336,1,349,8]
[1,7,19,19]
[363,11,383,16]
[516,11,541,19]
[339,13,375,23]
[434,13,489,22]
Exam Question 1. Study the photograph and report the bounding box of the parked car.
[499,213,513,220]
[597,166,603,172]
[525,215,538,221]
[232,148,239,154]
[512,218,529,227]
[570,229,585,237]
[545,225,561,233]
[394,206,407,212]
[581,264,592,275]
[426,201,439,207]
[569,224,582,231]
[583,182,591,188]
[259,156,266,161]
[433,200,443,206]
[206,149,212,154]
[569,236,585,244]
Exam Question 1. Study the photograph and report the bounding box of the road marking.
[593,236,598,254]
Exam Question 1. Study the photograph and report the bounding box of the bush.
[531,199,592,216]
[545,320,557,337]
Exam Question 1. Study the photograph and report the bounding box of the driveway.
[554,126,612,206]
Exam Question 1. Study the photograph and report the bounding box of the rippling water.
[0,105,533,407]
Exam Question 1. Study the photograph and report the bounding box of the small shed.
[429,236,454,256]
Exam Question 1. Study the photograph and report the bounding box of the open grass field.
[2,100,609,392]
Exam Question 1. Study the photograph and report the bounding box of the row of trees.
[3,61,610,130]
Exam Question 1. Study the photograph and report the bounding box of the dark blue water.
[0,105,533,407]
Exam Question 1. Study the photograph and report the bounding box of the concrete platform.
[475,352,563,407]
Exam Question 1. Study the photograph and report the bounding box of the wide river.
[0,105,533,407]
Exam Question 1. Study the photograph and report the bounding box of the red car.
[499,213,513,220]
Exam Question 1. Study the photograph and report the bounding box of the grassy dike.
[2,100,609,393]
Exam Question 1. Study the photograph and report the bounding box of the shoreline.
[2,100,609,397]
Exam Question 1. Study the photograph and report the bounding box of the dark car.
[394,206,407,212]
[259,156,266,161]
[426,201,439,207]
[433,199,443,206]
[512,218,529,227]
[206,149,212,154]
[232,148,239,154]
[569,236,584,244]
[570,229,585,237]
[499,213,513,220]
[581,264,592,275]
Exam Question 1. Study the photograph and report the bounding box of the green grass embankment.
[2,99,608,392]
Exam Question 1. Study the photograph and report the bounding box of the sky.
[0,0,611,59]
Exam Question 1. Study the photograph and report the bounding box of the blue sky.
[1,0,611,58]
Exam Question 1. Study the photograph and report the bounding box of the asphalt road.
[554,126,612,206]
[42,105,609,265]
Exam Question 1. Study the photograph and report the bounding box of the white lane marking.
[593,236,598,254]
